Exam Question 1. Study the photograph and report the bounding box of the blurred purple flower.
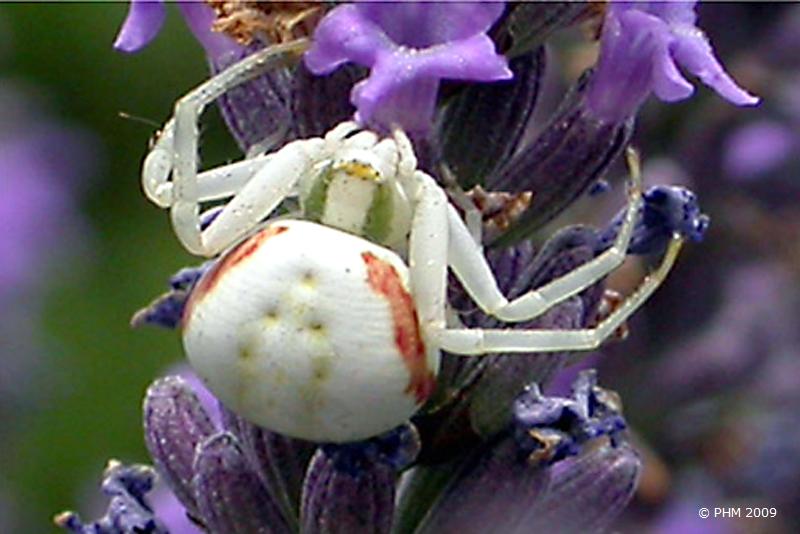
[722,120,797,180]
[0,87,94,409]
[114,1,241,59]
[0,119,92,300]
[304,1,512,134]
[587,1,758,121]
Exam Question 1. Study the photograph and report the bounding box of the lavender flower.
[54,461,168,534]
[586,1,758,121]
[304,1,512,135]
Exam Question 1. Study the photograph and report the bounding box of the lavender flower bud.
[143,376,218,518]
[597,186,710,256]
[210,43,295,153]
[301,424,419,534]
[513,371,627,465]
[490,72,634,242]
[291,63,362,139]
[410,437,550,534]
[54,461,168,534]
[193,433,290,533]
[403,373,628,533]
[231,411,317,524]
[439,48,544,189]
[131,263,212,329]
[522,443,641,533]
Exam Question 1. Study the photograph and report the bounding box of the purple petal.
[671,31,759,105]
[350,34,511,135]
[410,34,513,81]
[641,0,698,26]
[113,0,166,53]
[150,485,204,534]
[353,74,439,134]
[304,4,392,74]
[652,37,695,101]
[587,1,757,121]
[304,1,510,133]
[355,1,505,48]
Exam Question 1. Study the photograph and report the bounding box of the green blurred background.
[1,4,239,531]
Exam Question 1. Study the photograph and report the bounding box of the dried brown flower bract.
[207,1,324,45]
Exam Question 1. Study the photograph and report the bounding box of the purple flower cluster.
[61,368,639,534]
[60,1,771,532]
[114,0,756,136]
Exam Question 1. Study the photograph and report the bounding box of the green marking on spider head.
[364,182,394,243]
[303,162,334,223]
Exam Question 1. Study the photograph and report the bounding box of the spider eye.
[335,161,383,182]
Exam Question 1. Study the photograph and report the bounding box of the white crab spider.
[142,40,684,443]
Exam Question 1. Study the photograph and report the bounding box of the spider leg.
[142,39,308,208]
[408,171,450,331]
[140,39,309,252]
[437,236,684,355]
[441,164,483,245]
[181,137,326,256]
[447,148,644,323]
[149,154,273,206]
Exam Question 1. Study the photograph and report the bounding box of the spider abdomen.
[183,219,438,442]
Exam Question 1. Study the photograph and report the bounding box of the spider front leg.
[139,39,308,242]
[447,148,644,323]
[438,236,684,355]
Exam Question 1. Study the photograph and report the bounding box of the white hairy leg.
[447,148,644,323]
[437,236,684,354]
